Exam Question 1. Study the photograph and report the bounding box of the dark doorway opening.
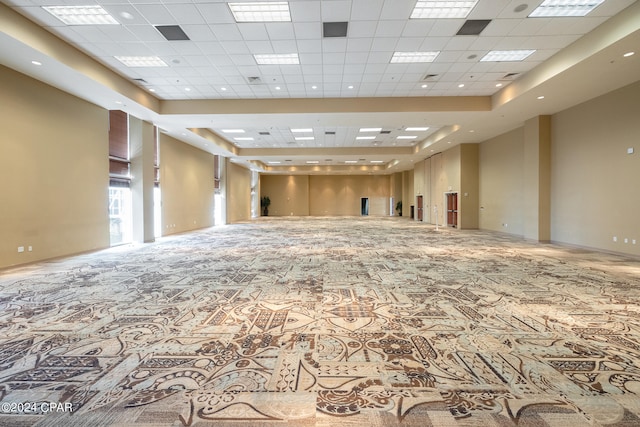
[361,198,369,216]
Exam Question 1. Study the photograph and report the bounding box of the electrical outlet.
[18,246,24,253]
[28,246,33,252]
[624,238,629,244]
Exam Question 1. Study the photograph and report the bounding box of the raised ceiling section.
[1,0,639,174]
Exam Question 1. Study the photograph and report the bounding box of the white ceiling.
[2,0,640,173]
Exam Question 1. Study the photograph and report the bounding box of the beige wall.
[160,134,215,235]
[402,170,414,218]
[226,160,252,223]
[551,80,640,256]
[459,144,479,229]
[259,174,391,216]
[0,65,109,269]
[260,175,310,216]
[478,127,525,235]
[416,144,478,229]
[390,172,403,216]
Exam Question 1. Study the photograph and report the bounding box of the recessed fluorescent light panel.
[359,128,382,132]
[306,161,319,164]
[43,5,119,25]
[115,56,168,67]
[356,136,376,140]
[529,0,605,17]
[345,160,358,164]
[234,137,254,141]
[295,137,314,141]
[406,127,429,131]
[229,2,291,22]
[391,51,440,63]
[481,50,536,62]
[254,53,300,65]
[222,129,245,133]
[291,128,313,133]
[397,136,417,140]
[370,160,385,164]
[411,0,479,19]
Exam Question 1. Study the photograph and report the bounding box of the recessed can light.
[624,52,635,57]
[31,60,42,66]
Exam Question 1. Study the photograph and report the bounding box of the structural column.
[129,117,156,243]
[523,115,551,242]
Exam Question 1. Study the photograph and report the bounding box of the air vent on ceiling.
[155,25,190,41]
[286,141,297,145]
[259,131,270,135]
[246,76,262,84]
[325,131,336,135]
[133,78,148,84]
[380,130,391,134]
[500,72,520,81]
[323,22,348,38]
[456,19,491,36]
[422,73,439,81]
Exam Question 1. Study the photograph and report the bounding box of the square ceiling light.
[529,0,605,17]
[228,2,291,22]
[254,53,300,65]
[391,51,440,63]
[480,50,536,62]
[115,56,168,67]
[43,5,119,25]
[410,0,479,19]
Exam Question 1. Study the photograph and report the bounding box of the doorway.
[361,198,369,216]
[416,195,423,221]
[445,192,458,228]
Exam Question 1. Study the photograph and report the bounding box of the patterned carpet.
[1,217,640,426]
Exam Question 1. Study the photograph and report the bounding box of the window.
[108,110,132,245]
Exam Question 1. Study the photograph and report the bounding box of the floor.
[1,217,640,426]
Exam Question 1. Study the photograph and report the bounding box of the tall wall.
[550,80,640,256]
[477,80,640,256]
[260,174,391,216]
[226,160,252,223]
[402,170,414,218]
[478,127,525,235]
[390,172,403,216]
[418,145,477,229]
[459,144,479,229]
[0,65,109,269]
[260,175,310,216]
[159,134,215,235]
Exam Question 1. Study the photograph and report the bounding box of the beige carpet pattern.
[1,217,640,426]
